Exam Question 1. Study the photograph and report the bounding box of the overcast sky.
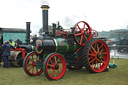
[0,0,128,35]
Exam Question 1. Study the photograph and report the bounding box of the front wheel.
[23,52,43,76]
[43,52,66,80]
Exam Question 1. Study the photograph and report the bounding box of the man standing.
[9,39,15,46]
[2,41,14,68]
[0,46,3,66]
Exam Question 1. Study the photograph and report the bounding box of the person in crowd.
[0,46,3,66]
[2,41,14,68]
[9,39,15,46]
[15,39,22,48]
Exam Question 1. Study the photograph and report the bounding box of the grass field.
[0,58,128,85]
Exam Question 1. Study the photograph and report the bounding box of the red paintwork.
[11,48,26,59]
[91,29,98,37]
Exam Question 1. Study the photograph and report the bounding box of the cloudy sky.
[0,0,128,35]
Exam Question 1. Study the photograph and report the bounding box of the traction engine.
[23,5,110,80]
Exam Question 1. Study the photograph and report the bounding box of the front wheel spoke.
[54,70,56,77]
[28,66,34,71]
[59,67,63,70]
[31,56,34,61]
[32,67,34,73]
[29,59,34,62]
[56,57,60,62]
[58,63,62,66]
[54,56,57,64]
[47,67,53,72]
[27,63,32,66]
[50,70,54,76]
[50,59,53,64]
[50,70,56,77]
[48,64,54,67]
[57,69,60,75]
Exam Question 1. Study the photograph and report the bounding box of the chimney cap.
[41,5,50,10]
[26,22,31,24]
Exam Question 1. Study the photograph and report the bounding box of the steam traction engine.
[23,5,110,80]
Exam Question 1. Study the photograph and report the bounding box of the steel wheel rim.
[88,40,109,72]
[74,21,92,46]
[46,54,66,80]
[25,52,43,76]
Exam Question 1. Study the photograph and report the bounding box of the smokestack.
[41,5,50,36]
[26,22,31,43]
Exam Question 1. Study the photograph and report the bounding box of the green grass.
[0,58,128,85]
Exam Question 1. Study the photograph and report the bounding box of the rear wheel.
[43,52,66,80]
[82,38,110,73]
[23,52,43,76]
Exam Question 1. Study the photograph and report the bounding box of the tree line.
[98,29,128,39]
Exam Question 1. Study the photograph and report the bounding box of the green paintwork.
[54,38,79,53]
[3,32,26,43]
[35,66,43,69]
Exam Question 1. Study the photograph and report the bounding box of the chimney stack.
[26,22,31,43]
[41,5,50,36]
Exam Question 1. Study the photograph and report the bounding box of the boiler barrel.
[36,38,79,54]
[54,38,78,53]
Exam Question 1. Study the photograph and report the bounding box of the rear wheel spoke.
[89,58,96,64]
[97,43,99,52]
[101,52,107,55]
[91,46,97,53]
[88,53,96,56]
[99,44,103,50]
[101,60,105,63]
